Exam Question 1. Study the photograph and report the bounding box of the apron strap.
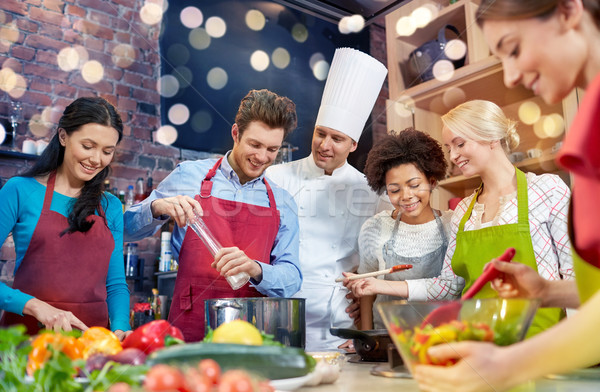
[43,171,57,211]
[200,157,224,198]
[458,184,482,232]
[262,177,278,212]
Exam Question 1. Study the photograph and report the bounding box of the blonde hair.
[441,100,519,154]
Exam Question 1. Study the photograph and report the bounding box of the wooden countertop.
[298,360,600,392]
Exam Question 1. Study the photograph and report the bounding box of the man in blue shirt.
[124,89,302,341]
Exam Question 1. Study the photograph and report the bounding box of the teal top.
[0,176,130,331]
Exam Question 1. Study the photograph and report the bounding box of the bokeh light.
[272,48,290,69]
[81,60,104,84]
[73,45,90,68]
[29,114,52,138]
[444,39,467,61]
[207,67,228,90]
[111,44,136,68]
[140,3,163,25]
[544,113,565,138]
[168,103,190,125]
[180,6,203,29]
[0,22,19,52]
[57,47,80,71]
[192,110,213,133]
[309,52,325,70]
[167,43,190,66]
[205,16,226,38]
[396,16,416,36]
[189,28,211,50]
[8,73,26,99]
[338,17,351,34]
[348,15,365,32]
[250,50,270,72]
[312,60,329,81]
[411,6,433,28]
[442,87,466,109]
[533,116,548,139]
[41,105,64,126]
[155,125,178,145]
[291,23,308,43]
[0,123,5,145]
[174,66,193,88]
[518,101,541,125]
[158,74,180,97]
[0,67,17,92]
[246,10,266,31]
[432,60,455,81]
[394,96,416,118]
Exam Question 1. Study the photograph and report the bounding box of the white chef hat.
[315,47,388,142]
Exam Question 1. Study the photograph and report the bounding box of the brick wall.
[369,22,389,143]
[0,0,185,294]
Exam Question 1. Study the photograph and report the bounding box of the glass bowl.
[377,298,541,374]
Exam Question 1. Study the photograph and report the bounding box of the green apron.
[450,168,563,337]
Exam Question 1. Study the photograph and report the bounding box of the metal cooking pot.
[205,297,305,348]
[330,327,398,362]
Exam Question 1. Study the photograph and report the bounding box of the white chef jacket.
[266,155,389,350]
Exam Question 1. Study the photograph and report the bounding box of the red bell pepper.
[123,320,184,354]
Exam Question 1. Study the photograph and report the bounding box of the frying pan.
[330,327,399,362]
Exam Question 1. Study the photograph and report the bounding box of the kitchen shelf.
[0,149,38,160]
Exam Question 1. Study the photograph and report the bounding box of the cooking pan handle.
[329,327,378,350]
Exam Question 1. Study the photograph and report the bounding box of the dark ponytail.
[24,97,123,234]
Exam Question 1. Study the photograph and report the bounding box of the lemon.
[212,320,263,345]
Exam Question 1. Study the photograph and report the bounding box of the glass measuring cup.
[188,212,250,290]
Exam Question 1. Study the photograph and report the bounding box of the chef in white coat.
[266,47,388,351]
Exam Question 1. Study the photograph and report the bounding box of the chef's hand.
[150,195,203,227]
[338,339,356,353]
[414,341,510,392]
[345,291,361,323]
[212,247,262,280]
[114,330,133,341]
[490,260,548,301]
[23,298,88,332]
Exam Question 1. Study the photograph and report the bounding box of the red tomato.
[198,359,221,385]
[144,364,188,392]
[106,382,132,392]
[184,368,212,392]
[218,370,254,392]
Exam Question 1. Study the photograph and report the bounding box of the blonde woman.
[438,100,573,335]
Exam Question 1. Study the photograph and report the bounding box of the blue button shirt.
[124,153,302,297]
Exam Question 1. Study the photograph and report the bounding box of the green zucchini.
[146,343,316,380]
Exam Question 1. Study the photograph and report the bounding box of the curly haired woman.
[344,128,450,330]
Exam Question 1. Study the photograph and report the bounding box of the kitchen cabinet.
[384,0,579,210]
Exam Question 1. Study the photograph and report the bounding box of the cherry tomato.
[198,358,221,385]
[184,368,212,392]
[106,382,132,392]
[144,364,188,392]
[218,370,254,392]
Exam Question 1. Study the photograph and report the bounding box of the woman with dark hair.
[412,1,600,391]
[0,97,131,340]
[343,128,450,330]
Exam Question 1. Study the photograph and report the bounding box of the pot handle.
[329,327,378,349]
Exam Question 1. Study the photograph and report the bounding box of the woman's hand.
[113,329,133,341]
[414,342,512,392]
[490,260,548,300]
[23,298,88,332]
[343,274,382,297]
[150,195,203,227]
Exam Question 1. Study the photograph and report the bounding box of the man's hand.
[345,291,361,324]
[212,247,263,280]
[23,298,88,332]
[150,195,203,227]
[343,274,382,297]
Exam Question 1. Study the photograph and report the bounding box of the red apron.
[1,171,113,334]
[168,158,279,342]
